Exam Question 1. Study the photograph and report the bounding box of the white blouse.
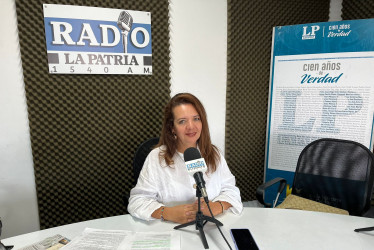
[128,146,243,221]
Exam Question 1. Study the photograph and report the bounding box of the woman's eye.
[178,120,185,124]
[194,117,201,121]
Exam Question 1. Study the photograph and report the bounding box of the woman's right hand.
[152,202,204,224]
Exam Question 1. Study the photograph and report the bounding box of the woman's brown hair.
[156,93,220,172]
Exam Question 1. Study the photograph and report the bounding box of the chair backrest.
[132,137,159,184]
[292,138,374,216]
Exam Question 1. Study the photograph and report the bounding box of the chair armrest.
[256,177,287,208]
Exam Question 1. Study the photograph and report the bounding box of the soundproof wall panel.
[342,0,374,205]
[342,0,374,20]
[15,0,171,229]
[226,0,329,201]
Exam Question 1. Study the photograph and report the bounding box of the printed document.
[61,228,180,250]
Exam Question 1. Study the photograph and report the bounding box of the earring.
[173,133,177,139]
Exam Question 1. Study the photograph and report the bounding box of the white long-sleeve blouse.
[128,146,243,220]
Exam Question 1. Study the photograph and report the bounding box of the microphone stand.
[174,188,223,249]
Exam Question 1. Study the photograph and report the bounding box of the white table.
[3,207,374,249]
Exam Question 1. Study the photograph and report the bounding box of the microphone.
[179,148,229,250]
[184,147,209,201]
[117,11,133,53]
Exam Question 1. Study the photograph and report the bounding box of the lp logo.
[302,25,320,40]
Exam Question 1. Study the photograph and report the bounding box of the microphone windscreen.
[184,147,201,162]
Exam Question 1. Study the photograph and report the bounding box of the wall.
[0,0,40,238]
[169,0,227,152]
[330,0,343,21]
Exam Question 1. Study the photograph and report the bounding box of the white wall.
[329,0,343,21]
[0,0,40,238]
[169,0,227,152]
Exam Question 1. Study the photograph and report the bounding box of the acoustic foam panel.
[226,0,329,201]
[15,0,171,229]
[342,0,374,20]
[342,0,374,206]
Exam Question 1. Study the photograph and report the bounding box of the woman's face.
[172,103,202,153]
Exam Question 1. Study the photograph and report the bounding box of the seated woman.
[128,93,243,224]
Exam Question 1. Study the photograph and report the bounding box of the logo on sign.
[46,19,151,53]
[302,25,320,40]
[186,160,205,171]
[44,4,152,75]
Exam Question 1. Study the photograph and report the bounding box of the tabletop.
[3,207,374,249]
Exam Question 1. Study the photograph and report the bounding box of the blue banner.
[265,18,374,206]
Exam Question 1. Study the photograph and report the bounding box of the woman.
[128,93,243,224]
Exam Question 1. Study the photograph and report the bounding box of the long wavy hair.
[156,93,220,173]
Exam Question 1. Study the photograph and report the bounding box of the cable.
[205,201,233,250]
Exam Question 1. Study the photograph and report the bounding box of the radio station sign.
[43,4,152,75]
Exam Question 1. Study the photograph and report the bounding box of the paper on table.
[60,228,181,250]
[119,231,181,250]
[61,228,132,250]
[18,234,70,250]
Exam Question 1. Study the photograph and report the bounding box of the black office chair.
[124,137,159,211]
[257,138,374,216]
[132,137,160,185]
